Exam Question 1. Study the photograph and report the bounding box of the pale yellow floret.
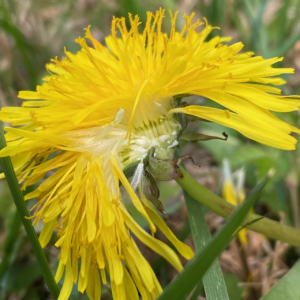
[0,8,299,300]
[222,181,248,246]
[222,160,248,246]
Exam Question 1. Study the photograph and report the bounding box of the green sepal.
[144,190,168,220]
[146,171,160,199]
[179,132,228,143]
[147,148,182,181]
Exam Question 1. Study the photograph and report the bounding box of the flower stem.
[0,123,60,299]
[176,167,300,248]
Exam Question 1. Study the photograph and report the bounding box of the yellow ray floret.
[169,105,299,150]
[0,8,299,300]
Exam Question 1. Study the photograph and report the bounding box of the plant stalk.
[176,167,300,248]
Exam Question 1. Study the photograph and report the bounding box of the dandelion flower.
[0,8,300,300]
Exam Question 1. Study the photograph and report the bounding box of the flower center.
[120,115,182,168]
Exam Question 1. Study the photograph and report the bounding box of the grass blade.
[189,280,204,300]
[0,123,60,299]
[246,0,269,56]
[272,29,300,57]
[184,191,229,300]
[157,172,270,300]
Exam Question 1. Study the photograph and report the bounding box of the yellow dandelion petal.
[143,200,194,259]
[170,106,298,150]
[58,257,73,300]
[39,218,57,248]
[123,268,139,300]
[86,267,101,300]
[121,206,183,272]
[0,8,299,300]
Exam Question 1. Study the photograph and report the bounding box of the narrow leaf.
[273,29,300,57]
[184,191,230,300]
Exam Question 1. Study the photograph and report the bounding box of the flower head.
[0,8,299,300]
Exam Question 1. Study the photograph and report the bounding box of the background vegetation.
[0,0,300,299]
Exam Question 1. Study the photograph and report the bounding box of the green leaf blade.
[184,191,229,300]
